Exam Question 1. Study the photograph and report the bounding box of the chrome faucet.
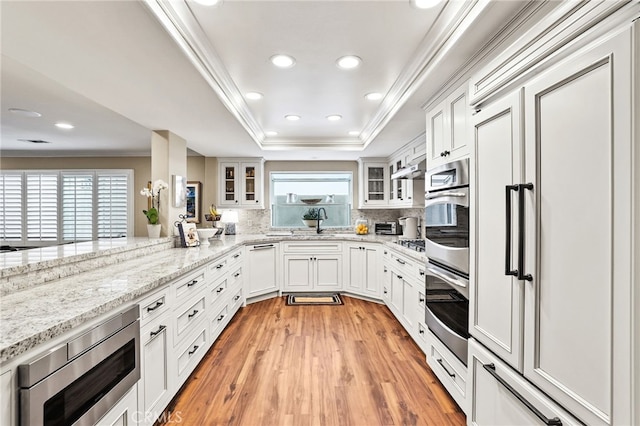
[317,207,327,234]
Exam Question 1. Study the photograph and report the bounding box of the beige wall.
[1,156,152,236]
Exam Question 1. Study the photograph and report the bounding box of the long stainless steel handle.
[483,364,562,425]
[517,183,533,281]
[427,266,467,290]
[252,244,275,250]
[425,191,467,200]
[436,358,455,378]
[505,185,519,277]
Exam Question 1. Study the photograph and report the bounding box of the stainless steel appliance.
[396,239,425,253]
[424,158,469,275]
[19,305,140,426]
[390,157,426,180]
[424,158,470,365]
[374,221,401,235]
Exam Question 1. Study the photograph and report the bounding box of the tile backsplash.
[229,208,424,236]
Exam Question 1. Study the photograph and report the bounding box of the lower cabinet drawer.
[426,330,467,411]
[175,295,206,345]
[177,328,207,381]
[211,304,230,340]
[468,338,581,426]
[230,287,243,312]
[210,275,228,307]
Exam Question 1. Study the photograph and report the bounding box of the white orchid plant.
[140,179,169,224]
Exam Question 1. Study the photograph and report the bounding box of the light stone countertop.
[0,233,425,363]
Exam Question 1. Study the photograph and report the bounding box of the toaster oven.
[374,221,401,235]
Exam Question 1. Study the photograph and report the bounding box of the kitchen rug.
[286,293,343,306]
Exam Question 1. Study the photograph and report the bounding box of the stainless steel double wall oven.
[424,158,470,365]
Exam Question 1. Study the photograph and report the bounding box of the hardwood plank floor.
[160,296,466,426]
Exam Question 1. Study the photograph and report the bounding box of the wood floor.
[160,295,466,426]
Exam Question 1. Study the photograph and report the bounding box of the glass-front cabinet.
[357,159,389,208]
[218,159,264,208]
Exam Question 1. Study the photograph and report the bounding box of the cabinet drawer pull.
[188,345,199,356]
[217,314,225,322]
[383,289,388,294]
[233,253,240,259]
[234,272,241,278]
[146,301,164,312]
[396,259,406,265]
[215,264,224,270]
[419,270,425,276]
[419,296,425,303]
[419,327,425,335]
[216,288,224,294]
[252,244,274,250]
[437,358,455,378]
[187,279,198,287]
[397,275,403,280]
[149,325,166,339]
[483,364,562,425]
[234,295,241,301]
[188,309,199,318]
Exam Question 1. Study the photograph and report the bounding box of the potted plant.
[140,179,169,237]
[302,207,322,227]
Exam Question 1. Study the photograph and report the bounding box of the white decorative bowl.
[196,228,218,245]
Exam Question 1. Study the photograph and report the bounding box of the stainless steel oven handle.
[427,266,467,289]
[425,191,467,200]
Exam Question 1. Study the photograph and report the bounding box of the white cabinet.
[282,242,342,292]
[0,370,12,426]
[471,28,635,426]
[388,138,425,208]
[357,159,389,208]
[344,243,380,298]
[138,287,173,425]
[467,338,581,426]
[426,85,469,170]
[427,330,466,411]
[245,242,279,299]
[218,158,264,208]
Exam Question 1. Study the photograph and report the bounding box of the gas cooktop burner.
[397,239,426,252]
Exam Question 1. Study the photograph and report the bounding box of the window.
[271,172,352,228]
[0,170,133,246]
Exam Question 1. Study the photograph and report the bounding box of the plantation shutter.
[26,173,58,241]
[0,173,23,241]
[62,173,94,241]
[97,173,129,238]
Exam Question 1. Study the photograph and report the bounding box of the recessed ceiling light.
[336,55,361,70]
[245,92,263,100]
[326,115,342,121]
[412,0,443,9]
[265,131,278,136]
[8,108,42,118]
[285,115,300,121]
[55,122,74,130]
[348,131,360,136]
[270,54,296,68]
[365,92,383,101]
[193,0,223,6]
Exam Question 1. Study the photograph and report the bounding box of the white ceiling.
[0,0,542,161]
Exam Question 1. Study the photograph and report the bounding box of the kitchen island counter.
[0,233,424,363]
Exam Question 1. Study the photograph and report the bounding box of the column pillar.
[151,130,187,236]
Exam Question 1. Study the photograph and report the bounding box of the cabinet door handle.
[505,185,519,278]
[146,301,164,312]
[216,287,224,293]
[188,309,199,318]
[188,345,199,356]
[149,325,166,339]
[483,364,562,425]
[437,358,455,378]
[517,183,534,282]
[187,279,198,287]
[218,314,225,322]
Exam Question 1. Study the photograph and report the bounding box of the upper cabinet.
[358,137,425,209]
[218,158,264,209]
[425,84,469,170]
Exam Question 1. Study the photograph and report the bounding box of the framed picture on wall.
[186,181,202,224]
